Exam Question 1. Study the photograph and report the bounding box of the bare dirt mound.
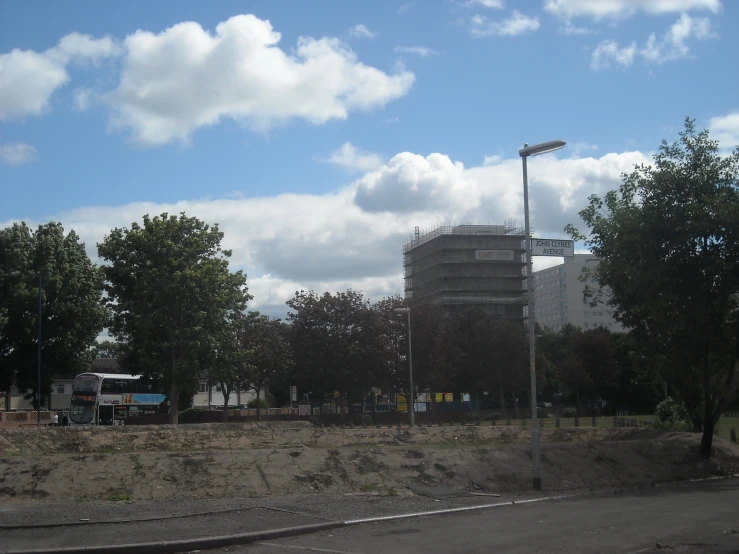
[0,422,633,456]
[1,425,737,503]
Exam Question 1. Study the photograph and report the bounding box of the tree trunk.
[499,387,507,418]
[237,388,241,409]
[255,385,262,421]
[700,418,716,459]
[431,391,437,424]
[514,396,519,419]
[222,384,230,422]
[700,394,716,459]
[576,387,583,415]
[169,378,179,425]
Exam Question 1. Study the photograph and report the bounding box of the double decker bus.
[69,373,167,425]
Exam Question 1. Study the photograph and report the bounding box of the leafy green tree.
[1,222,107,409]
[567,119,739,457]
[489,319,529,416]
[204,316,248,421]
[240,313,293,421]
[98,213,250,424]
[90,340,122,360]
[408,301,454,417]
[287,290,378,421]
[372,296,409,401]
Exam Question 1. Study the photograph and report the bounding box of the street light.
[393,307,414,428]
[519,139,566,491]
[9,270,43,427]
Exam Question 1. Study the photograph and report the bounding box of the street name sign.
[531,238,574,257]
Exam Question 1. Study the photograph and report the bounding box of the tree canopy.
[98,212,250,424]
[1,222,107,407]
[567,118,739,458]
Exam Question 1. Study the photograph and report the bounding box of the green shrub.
[490,412,503,421]
[464,413,482,424]
[178,407,203,424]
[562,407,577,418]
[247,398,269,409]
[654,397,692,431]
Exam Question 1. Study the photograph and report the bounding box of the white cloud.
[544,0,721,21]
[0,34,120,120]
[394,46,440,57]
[639,13,716,64]
[467,0,504,8]
[470,10,540,38]
[326,142,384,173]
[559,20,596,35]
[590,40,636,70]
[591,14,717,70]
[568,143,599,158]
[0,142,38,165]
[348,24,376,39]
[2,147,651,316]
[74,88,93,111]
[398,3,415,14]
[709,112,739,148]
[108,15,413,146]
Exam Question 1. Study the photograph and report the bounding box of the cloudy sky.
[1,0,738,316]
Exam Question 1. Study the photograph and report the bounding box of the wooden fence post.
[574,415,579,428]
[592,415,596,428]
[556,417,560,428]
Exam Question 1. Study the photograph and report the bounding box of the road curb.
[5,478,738,554]
[3,521,347,554]
[2,495,573,554]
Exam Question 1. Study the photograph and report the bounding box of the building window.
[215,384,222,392]
[199,382,208,393]
[57,385,65,394]
[599,311,604,316]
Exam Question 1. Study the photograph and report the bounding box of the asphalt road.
[217,480,739,554]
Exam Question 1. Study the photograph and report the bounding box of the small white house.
[191,381,267,409]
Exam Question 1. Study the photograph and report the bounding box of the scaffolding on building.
[402,223,528,318]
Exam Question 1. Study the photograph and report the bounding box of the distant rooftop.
[403,222,524,252]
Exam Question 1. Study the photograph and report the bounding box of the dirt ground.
[1,423,737,504]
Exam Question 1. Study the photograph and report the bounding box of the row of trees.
[1,118,737,459]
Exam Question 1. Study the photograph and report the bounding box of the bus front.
[69,374,101,425]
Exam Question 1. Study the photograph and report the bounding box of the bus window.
[101,378,135,394]
[70,402,95,424]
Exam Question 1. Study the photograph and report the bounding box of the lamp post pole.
[394,307,414,428]
[519,139,566,491]
[36,273,42,427]
[521,151,540,490]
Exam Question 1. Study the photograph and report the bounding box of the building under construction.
[403,223,527,318]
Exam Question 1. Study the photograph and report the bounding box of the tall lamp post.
[393,307,414,428]
[8,271,43,426]
[519,139,566,491]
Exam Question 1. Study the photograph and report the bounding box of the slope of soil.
[1,424,737,503]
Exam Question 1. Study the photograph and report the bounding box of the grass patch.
[1,447,23,456]
[359,483,378,493]
[387,487,399,497]
[110,492,132,502]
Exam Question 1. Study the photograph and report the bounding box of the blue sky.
[1,0,738,315]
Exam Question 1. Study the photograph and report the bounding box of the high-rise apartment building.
[533,254,623,332]
[403,224,526,318]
